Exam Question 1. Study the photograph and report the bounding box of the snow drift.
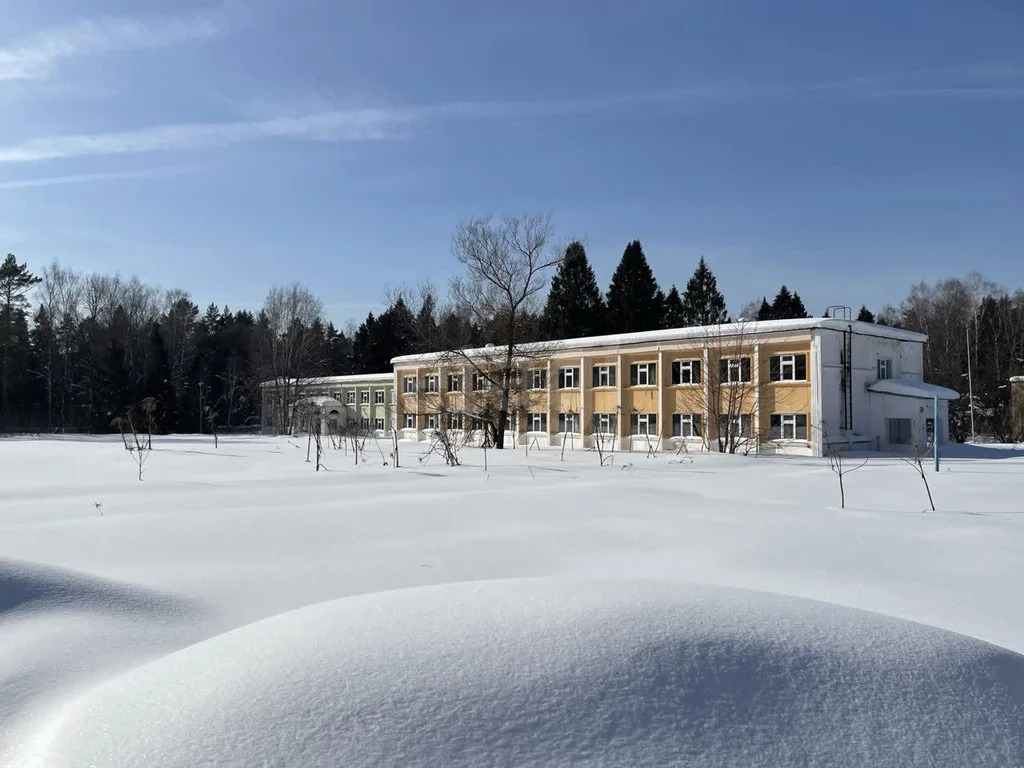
[22,579,1024,767]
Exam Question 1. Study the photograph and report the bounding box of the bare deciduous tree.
[694,323,757,454]
[257,283,325,435]
[822,424,868,509]
[445,213,559,449]
[903,442,936,512]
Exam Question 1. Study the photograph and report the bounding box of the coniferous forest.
[1,244,1022,440]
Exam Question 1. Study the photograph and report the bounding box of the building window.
[471,417,485,432]
[528,368,547,390]
[630,362,657,387]
[593,413,617,434]
[374,417,385,431]
[425,375,439,393]
[630,412,657,435]
[528,412,548,432]
[374,389,385,404]
[425,413,439,430]
[671,360,701,385]
[448,413,462,430]
[770,413,808,440]
[359,417,371,430]
[347,391,356,404]
[671,413,702,437]
[472,372,488,391]
[720,357,752,383]
[403,376,417,394]
[360,391,370,404]
[265,417,273,427]
[878,359,892,380]
[558,367,579,389]
[592,365,616,387]
[887,418,912,444]
[447,374,463,392]
[403,413,416,429]
[718,413,752,437]
[769,354,807,382]
[558,412,579,433]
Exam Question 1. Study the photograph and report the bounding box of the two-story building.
[260,373,394,437]
[391,318,959,456]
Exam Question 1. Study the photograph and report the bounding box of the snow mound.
[0,558,190,617]
[26,579,1024,767]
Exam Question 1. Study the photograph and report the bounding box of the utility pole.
[966,324,976,443]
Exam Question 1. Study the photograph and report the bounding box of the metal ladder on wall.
[826,306,854,433]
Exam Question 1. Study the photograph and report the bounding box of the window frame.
[593,412,617,435]
[770,413,808,440]
[529,368,547,390]
[471,372,488,391]
[374,389,385,404]
[671,413,702,438]
[346,391,357,404]
[359,416,371,430]
[769,353,807,383]
[558,367,579,389]
[671,359,701,386]
[557,412,579,434]
[718,413,752,437]
[721,357,752,384]
[360,390,370,404]
[446,373,463,393]
[402,376,417,394]
[527,412,548,433]
[592,364,616,388]
[374,416,385,431]
[630,362,657,387]
[630,412,657,436]
[878,359,893,380]
[424,375,439,393]
[425,413,439,430]
[402,413,416,429]
[447,412,462,430]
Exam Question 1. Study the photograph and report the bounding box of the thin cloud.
[0,165,204,190]
[0,88,759,164]
[0,9,221,81]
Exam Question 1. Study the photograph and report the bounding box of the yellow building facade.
[391,318,928,456]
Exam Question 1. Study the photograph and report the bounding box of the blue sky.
[1,0,1021,327]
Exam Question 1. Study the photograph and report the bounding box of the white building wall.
[813,327,943,452]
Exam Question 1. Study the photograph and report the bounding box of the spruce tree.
[606,240,664,334]
[770,285,794,318]
[542,241,605,339]
[0,254,41,430]
[857,306,875,323]
[661,285,685,329]
[756,298,774,321]
[680,256,728,327]
[790,291,808,319]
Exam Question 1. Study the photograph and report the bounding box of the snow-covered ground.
[1,435,1023,766]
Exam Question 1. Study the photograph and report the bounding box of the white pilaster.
[753,343,761,452]
[657,348,665,445]
[616,352,624,451]
[702,347,710,451]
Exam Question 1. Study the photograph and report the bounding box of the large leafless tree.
[444,213,559,449]
[257,283,325,434]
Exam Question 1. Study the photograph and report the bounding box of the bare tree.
[140,397,157,449]
[446,213,559,448]
[903,442,936,512]
[112,408,151,481]
[695,323,758,454]
[822,424,868,509]
[257,283,325,435]
[37,262,83,431]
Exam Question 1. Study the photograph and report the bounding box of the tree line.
[2,224,1021,438]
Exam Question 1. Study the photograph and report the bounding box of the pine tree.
[680,256,728,327]
[0,254,41,430]
[606,240,663,333]
[661,285,685,329]
[857,306,875,323]
[543,241,605,339]
[790,291,808,319]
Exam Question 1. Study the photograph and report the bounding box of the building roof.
[1011,376,1024,383]
[867,379,960,401]
[392,318,928,365]
[260,372,392,389]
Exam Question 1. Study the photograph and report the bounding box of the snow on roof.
[868,379,960,400]
[293,395,343,408]
[260,372,392,388]
[392,318,927,365]
[37,578,1024,766]
[1011,376,1024,383]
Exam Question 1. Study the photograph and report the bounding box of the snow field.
[1,436,1023,766]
